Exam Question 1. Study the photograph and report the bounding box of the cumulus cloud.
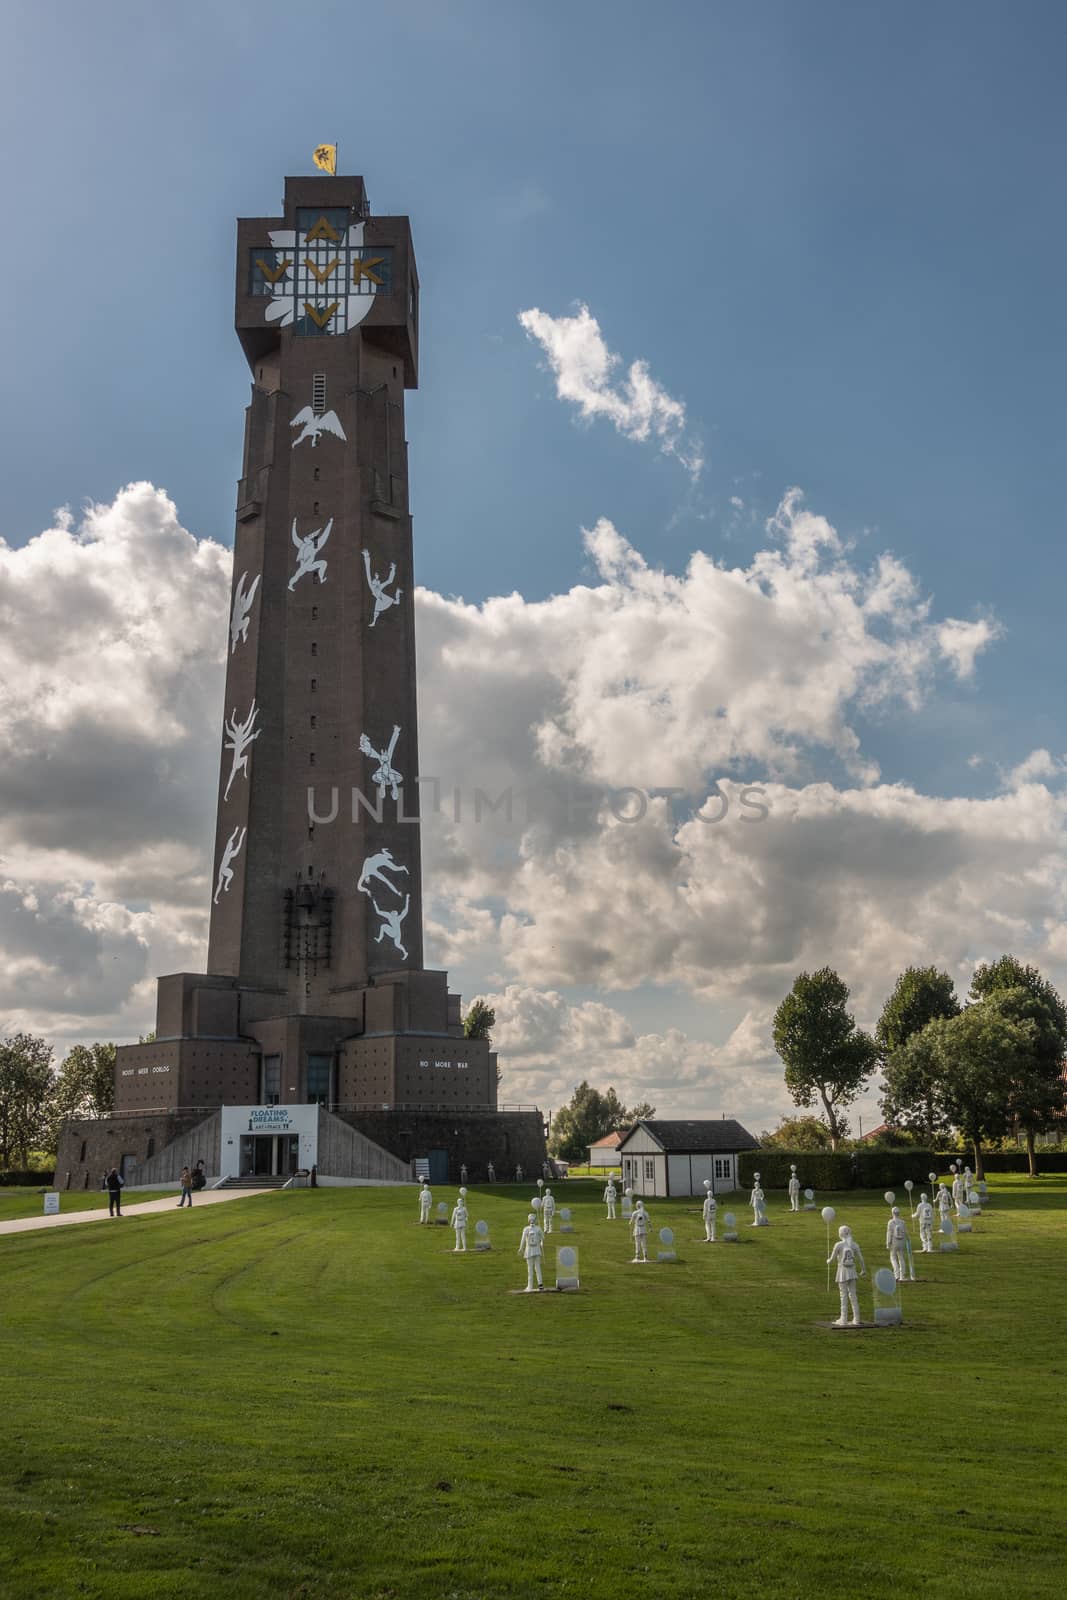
[518,302,703,478]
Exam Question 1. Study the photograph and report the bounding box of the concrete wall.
[334,1108,546,1183]
[54,1111,211,1192]
[316,1110,412,1181]
[132,1111,222,1186]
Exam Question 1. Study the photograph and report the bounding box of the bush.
[739,1149,940,1191]
[0,1169,56,1187]
[942,1149,1067,1174]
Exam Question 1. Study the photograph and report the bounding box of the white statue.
[936,1182,952,1220]
[289,516,333,590]
[951,1170,965,1214]
[913,1192,935,1253]
[450,1193,469,1252]
[362,548,402,626]
[542,1187,556,1233]
[223,700,261,799]
[418,1181,432,1224]
[630,1200,650,1262]
[459,1164,468,1184]
[487,1161,496,1182]
[604,1179,617,1220]
[213,824,246,903]
[702,1188,718,1242]
[357,847,409,897]
[788,1165,801,1212]
[359,725,403,800]
[749,1173,769,1227]
[290,406,346,449]
[514,1163,521,1182]
[372,894,409,959]
[229,571,260,653]
[827,1224,866,1327]
[885,1206,909,1282]
[518,1212,545,1291]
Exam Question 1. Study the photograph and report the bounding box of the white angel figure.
[357,848,408,898]
[358,724,402,800]
[223,700,261,799]
[213,825,246,903]
[362,548,402,626]
[290,408,347,449]
[229,571,261,654]
[372,894,409,960]
[289,517,333,590]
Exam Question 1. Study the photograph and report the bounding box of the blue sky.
[2,1,1066,1128]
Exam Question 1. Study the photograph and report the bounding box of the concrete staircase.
[216,1175,290,1190]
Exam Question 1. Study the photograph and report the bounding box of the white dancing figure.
[229,571,260,653]
[357,847,409,898]
[702,1188,718,1242]
[213,825,246,903]
[362,548,402,626]
[418,1180,432,1223]
[542,1188,556,1234]
[827,1225,866,1327]
[451,1192,469,1252]
[630,1200,650,1261]
[289,517,333,590]
[913,1192,935,1252]
[518,1212,545,1291]
[750,1173,769,1227]
[359,724,403,800]
[788,1165,801,1212]
[223,701,261,799]
[290,406,346,449]
[372,894,409,960]
[604,1179,617,1220]
[885,1206,909,1281]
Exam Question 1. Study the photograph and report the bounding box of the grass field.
[1,1175,1064,1600]
[0,1187,176,1221]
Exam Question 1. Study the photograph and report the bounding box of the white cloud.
[518,302,703,478]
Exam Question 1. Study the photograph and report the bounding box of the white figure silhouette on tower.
[223,701,261,799]
[229,571,260,653]
[372,895,409,960]
[213,825,246,903]
[357,848,409,898]
[362,549,402,626]
[289,517,333,590]
[359,725,403,800]
[290,407,347,449]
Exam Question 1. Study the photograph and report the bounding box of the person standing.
[913,1192,935,1253]
[418,1180,432,1224]
[702,1187,718,1242]
[787,1165,801,1213]
[177,1166,193,1207]
[450,1191,469,1253]
[630,1200,651,1262]
[885,1206,909,1281]
[827,1225,866,1327]
[542,1187,556,1233]
[517,1212,545,1291]
[604,1178,617,1220]
[106,1166,124,1217]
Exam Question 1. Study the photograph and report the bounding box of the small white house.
[617,1119,759,1197]
[587,1131,623,1169]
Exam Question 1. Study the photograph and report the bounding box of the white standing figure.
[827,1225,866,1327]
[223,700,261,800]
[885,1206,909,1282]
[213,825,246,903]
[702,1188,718,1242]
[514,1163,522,1183]
[450,1192,469,1252]
[604,1179,617,1220]
[518,1212,545,1291]
[371,894,409,960]
[951,1170,966,1214]
[290,406,347,449]
[913,1192,935,1253]
[362,548,402,626]
[788,1165,801,1212]
[289,516,333,590]
[418,1180,432,1224]
[542,1188,556,1234]
[630,1200,650,1261]
[936,1183,953,1222]
[750,1173,769,1227]
[487,1161,496,1183]
[229,571,260,653]
[459,1164,468,1184]
[359,725,403,800]
[357,847,409,898]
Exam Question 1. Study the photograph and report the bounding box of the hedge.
[0,1169,56,1187]
[740,1150,941,1192]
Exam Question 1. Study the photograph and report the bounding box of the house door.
[427,1148,449,1184]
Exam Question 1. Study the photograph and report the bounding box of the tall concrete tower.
[114,174,496,1117]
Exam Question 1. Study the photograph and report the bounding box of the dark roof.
[617,1119,759,1154]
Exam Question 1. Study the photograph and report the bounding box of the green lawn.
[0,1176,1063,1599]
[0,1187,177,1221]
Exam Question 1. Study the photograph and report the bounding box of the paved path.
[0,1189,271,1237]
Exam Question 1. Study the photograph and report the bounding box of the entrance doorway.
[239,1133,300,1178]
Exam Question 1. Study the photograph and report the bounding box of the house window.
[312,373,327,415]
[715,1157,730,1180]
[262,1055,281,1105]
[644,1159,654,1181]
[307,1054,332,1107]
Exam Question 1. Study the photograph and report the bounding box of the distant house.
[617,1119,759,1197]
[587,1131,623,1168]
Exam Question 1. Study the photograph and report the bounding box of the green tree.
[773,968,876,1150]
[925,1005,1027,1179]
[548,1082,655,1163]
[880,1027,955,1147]
[969,956,1067,1175]
[876,966,959,1063]
[53,1043,116,1122]
[462,1000,496,1041]
[758,1115,834,1151]
[0,1033,55,1168]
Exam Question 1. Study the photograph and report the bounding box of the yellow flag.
[313,144,337,176]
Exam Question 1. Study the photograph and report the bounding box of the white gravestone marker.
[475,1219,491,1252]
[559,1206,574,1234]
[657,1226,677,1263]
[556,1244,580,1290]
[43,1193,59,1216]
[872,1264,903,1326]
